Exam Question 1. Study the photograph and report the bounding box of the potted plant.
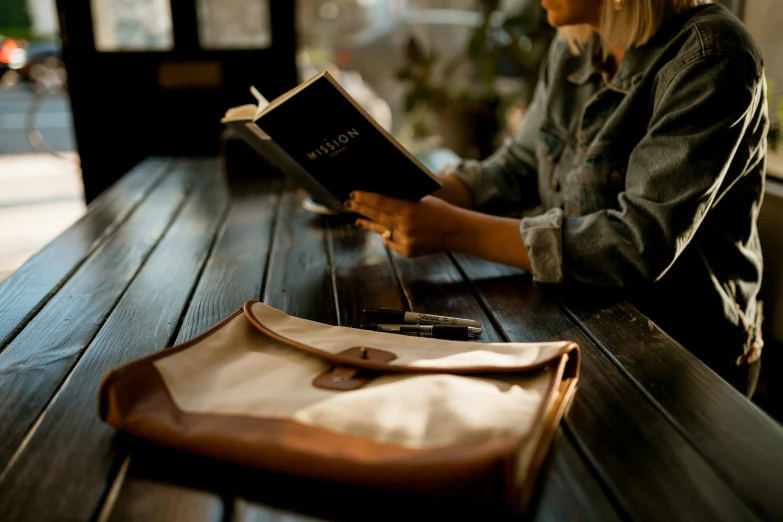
[396,0,554,159]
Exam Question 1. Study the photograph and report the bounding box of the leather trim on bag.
[312,365,373,391]
[102,362,523,506]
[243,301,578,375]
[511,351,580,512]
[312,347,398,391]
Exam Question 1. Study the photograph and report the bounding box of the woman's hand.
[345,190,532,271]
[345,192,461,257]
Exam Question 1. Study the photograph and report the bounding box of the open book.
[222,71,442,213]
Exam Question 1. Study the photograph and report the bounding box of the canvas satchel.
[99,301,580,514]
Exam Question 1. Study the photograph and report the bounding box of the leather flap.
[243,301,578,376]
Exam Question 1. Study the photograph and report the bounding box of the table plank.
[3,159,769,522]
[262,188,336,325]
[453,255,760,522]
[391,253,506,343]
[235,501,325,522]
[0,158,172,352]
[104,459,225,522]
[172,179,282,344]
[327,222,408,327]
[105,441,239,522]
[555,297,783,521]
[0,159,229,521]
[104,178,282,522]
[0,163,198,472]
[529,430,623,522]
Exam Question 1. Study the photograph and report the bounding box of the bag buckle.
[312,346,396,391]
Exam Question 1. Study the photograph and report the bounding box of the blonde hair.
[559,0,712,58]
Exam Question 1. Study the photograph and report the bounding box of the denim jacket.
[452,4,767,369]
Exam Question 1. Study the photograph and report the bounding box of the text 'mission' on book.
[222,70,442,212]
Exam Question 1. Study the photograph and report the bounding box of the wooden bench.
[1,157,781,521]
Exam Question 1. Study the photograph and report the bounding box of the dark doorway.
[56,0,297,202]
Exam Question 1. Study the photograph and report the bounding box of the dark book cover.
[224,119,342,212]
[252,72,442,204]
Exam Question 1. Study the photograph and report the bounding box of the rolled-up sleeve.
[520,208,564,283]
[520,54,763,286]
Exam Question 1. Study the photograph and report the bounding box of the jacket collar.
[566,6,715,94]
[566,33,604,86]
[566,33,645,94]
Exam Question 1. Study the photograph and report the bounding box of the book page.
[222,84,274,123]
[251,85,271,120]
[221,104,258,123]
[223,73,328,123]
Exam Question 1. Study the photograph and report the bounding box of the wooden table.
[1,157,782,521]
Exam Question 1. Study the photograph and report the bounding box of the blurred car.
[20,38,66,93]
[0,35,65,93]
[0,35,28,82]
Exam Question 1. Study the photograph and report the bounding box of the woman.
[346,0,768,396]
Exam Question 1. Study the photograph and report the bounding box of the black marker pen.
[361,324,483,340]
[363,308,481,328]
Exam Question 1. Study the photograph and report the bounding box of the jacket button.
[551,179,561,192]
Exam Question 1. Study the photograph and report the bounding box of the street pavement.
[0,83,75,154]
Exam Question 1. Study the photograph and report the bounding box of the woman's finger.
[355,219,388,236]
[351,191,408,215]
[356,219,411,246]
[345,199,396,227]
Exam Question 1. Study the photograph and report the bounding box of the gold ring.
[381,228,393,241]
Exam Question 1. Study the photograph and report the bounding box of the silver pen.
[361,324,483,340]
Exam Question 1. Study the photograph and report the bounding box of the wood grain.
[529,429,623,522]
[1,160,776,521]
[555,296,783,522]
[0,163,199,472]
[326,223,407,327]
[0,158,172,352]
[105,453,225,522]
[262,188,336,325]
[104,177,283,522]
[0,159,229,521]
[173,179,282,344]
[390,252,505,343]
[454,254,761,522]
